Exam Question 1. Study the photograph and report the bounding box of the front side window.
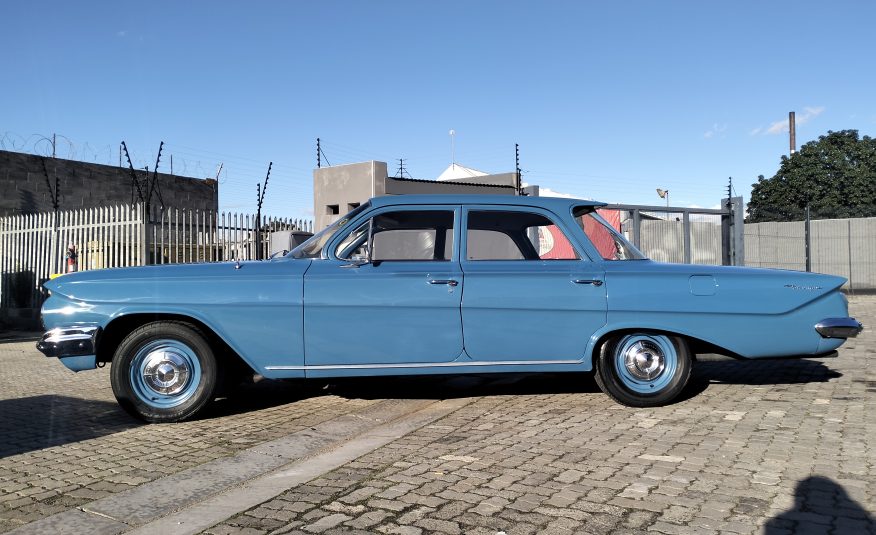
[335,209,455,262]
[466,210,580,261]
[574,206,646,261]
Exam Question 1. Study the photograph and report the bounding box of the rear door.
[459,206,606,362]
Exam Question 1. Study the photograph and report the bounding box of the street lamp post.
[656,188,669,218]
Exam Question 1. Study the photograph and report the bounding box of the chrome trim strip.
[815,317,863,339]
[265,359,581,371]
[36,326,101,358]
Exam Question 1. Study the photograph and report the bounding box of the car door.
[459,206,607,362]
[304,205,464,367]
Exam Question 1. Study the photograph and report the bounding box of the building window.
[326,204,339,215]
[347,202,360,212]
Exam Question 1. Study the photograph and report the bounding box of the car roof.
[367,194,606,211]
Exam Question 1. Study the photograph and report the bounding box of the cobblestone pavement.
[1,297,874,534]
[0,347,382,532]
[204,297,875,535]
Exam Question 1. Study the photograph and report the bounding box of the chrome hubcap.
[142,349,191,395]
[623,341,665,381]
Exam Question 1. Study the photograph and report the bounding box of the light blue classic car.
[37,195,862,422]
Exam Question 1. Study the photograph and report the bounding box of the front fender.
[40,260,309,378]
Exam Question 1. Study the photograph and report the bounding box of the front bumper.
[815,317,863,339]
[36,326,100,358]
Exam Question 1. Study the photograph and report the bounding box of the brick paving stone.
[301,513,351,533]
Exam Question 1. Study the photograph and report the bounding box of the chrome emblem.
[784,284,823,291]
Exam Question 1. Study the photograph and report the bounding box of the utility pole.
[121,141,146,204]
[395,158,410,178]
[449,130,456,167]
[41,157,61,273]
[316,138,330,168]
[789,111,796,155]
[147,141,165,215]
[255,162,272,259]
[515,143,521,195]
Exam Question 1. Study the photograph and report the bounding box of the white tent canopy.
[436,163,488,182]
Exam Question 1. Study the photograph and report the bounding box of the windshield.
[573,205,647,261]
[290,202,371,259]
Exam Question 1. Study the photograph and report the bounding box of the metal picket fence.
[0,203,312,312]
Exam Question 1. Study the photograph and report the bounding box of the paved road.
[1,297,873,534]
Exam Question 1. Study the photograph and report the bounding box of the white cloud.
[763,106,825,135]
[749,127,763,136]
[704,123,727,139]
[116,30,127,37]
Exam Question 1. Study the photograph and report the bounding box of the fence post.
[804,203,811,272]
[731,196,744,266]
[631,209,641,248]
[721,200,730,266]
[847,218,853,293]
[139,202,149,266]
[682,210,691,264]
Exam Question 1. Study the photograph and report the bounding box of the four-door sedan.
[37,195,862,422]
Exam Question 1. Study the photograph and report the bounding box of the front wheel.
[110,321,219,422]
[594,332,692,407]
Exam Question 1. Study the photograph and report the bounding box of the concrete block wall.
[744,217,876,290]
[0,150,218,217]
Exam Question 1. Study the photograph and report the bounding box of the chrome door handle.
[573,279,603,286]
[428,279,459,287]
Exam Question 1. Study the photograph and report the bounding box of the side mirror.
[341,218,373,268]
[340,257,369,268]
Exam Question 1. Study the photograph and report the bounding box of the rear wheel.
[110,321,219,422]
[594,332,691,407]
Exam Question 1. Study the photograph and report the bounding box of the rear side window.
[466,210,579,261]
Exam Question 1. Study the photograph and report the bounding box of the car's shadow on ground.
[677,356,843,402]
[0,395,140,458]
[204,372,603,419]
[207,356,843,418]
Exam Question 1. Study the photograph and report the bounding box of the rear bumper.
[815,318,863,339]
[36,326,100,358]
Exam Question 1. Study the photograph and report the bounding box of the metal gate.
[601,197,743,266]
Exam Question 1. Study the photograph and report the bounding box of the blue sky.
[2,1,874,218]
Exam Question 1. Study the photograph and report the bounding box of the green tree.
[747,130,876,222]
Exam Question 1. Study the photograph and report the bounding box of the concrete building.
[0,150,218,217]
[313,160,534,230]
